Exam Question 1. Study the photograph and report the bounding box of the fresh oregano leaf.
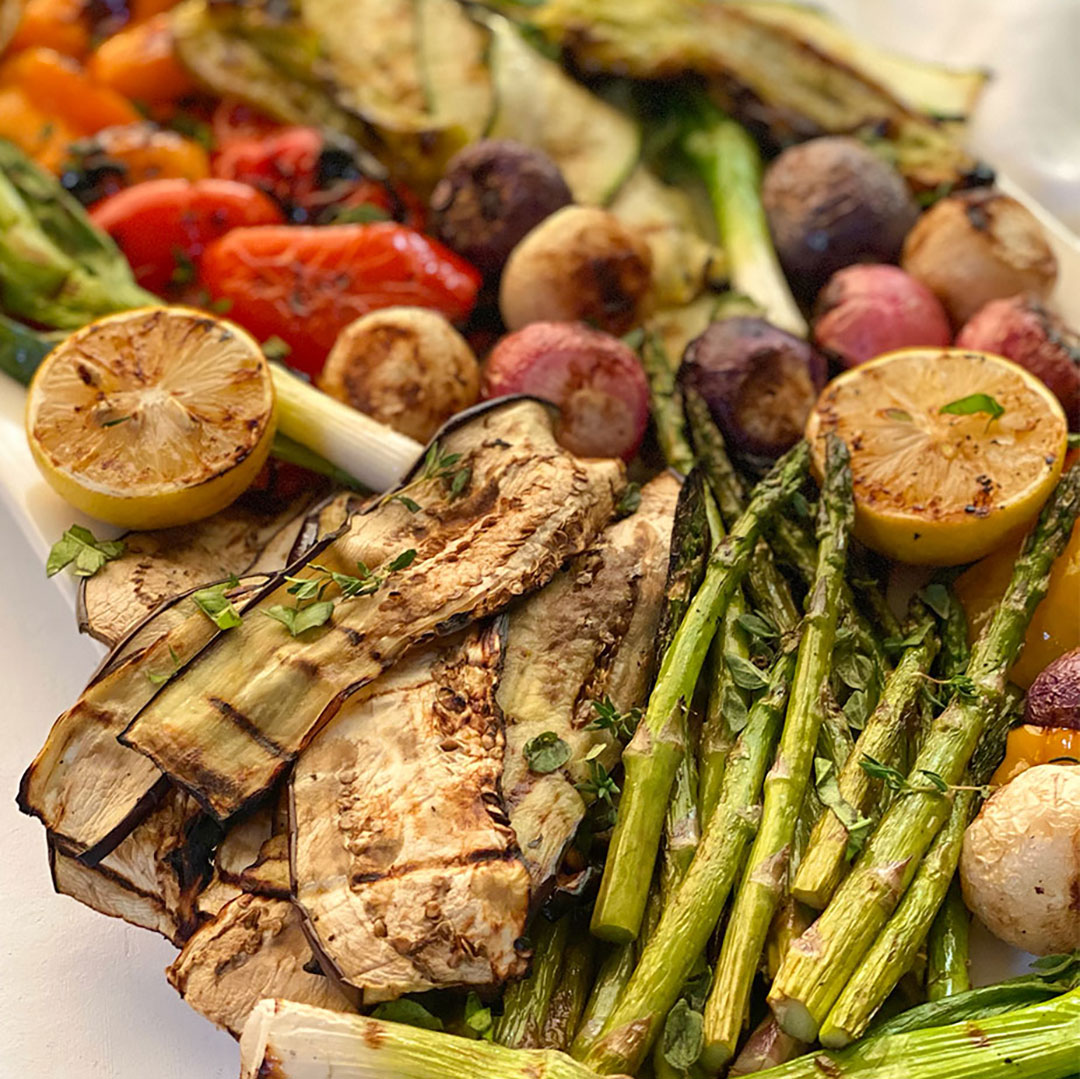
[523,731,572,774]
[735,612,778,641]
[815,757,873,859]
[662,999,704,1070]
[371,999,444,1031]
[722,683,750,734]
[920,582,952,620]
[463,992,494,1040]
[264,599,334,637]
[388,548,418,572]
[725,652,769,691]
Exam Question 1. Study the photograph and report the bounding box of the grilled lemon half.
[805,348,1067,565]
[26,307,277,529]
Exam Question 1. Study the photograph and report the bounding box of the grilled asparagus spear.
[582,641,799,1075]
[591,442,810,943]
[926,881,971,1002]
[495,915,571,1049]
[701,434,854,1069]
[768,457,1080,1043]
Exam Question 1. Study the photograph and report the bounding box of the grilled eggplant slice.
[168,894,355,1036]
[239,833,291,899]
[19,585,259,862]
[196,806,276,919]
[50,787,216,944]
[292,624,530,1002]
[78,490,324,647]
[498,472,680,893]
[121,400,623,821]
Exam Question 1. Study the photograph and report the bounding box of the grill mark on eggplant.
[119,401,623,821]
[347,846,518,886]
[208,697,290,759]
[291,623,530,1001]
[497,472,681,896]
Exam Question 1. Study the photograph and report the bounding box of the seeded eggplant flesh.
[196,806,275,919]
[498,472,680,894]
[49,786,217,945]
[168,894,356,1037]
[78,489,326,647]
[291,623,530,1002]
[121,400,623,821]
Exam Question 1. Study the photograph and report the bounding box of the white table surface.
[2,3,1078,1077]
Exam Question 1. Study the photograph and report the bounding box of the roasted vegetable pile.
[5,1,1080,1077]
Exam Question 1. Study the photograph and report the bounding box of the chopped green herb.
[661,998,705,1071]
[614,481,642,519]
[388,548,418,572]
[882,407,914,423]
[577,757,620,806]
[325,202,391,225]
[815,757,873,858]
[371,999,444,1031]
[46,525,125,578]
[192,584,243,630]
[170,247,196,286]
[147,645,183,686]
[100,414,133,427]
[735,611,778,641]
[463,992,494,1041]
[586,696,641,741]
[264,600,334,637]
[523,731,572,774]
[940,393,1005,423]
[725,652,769,691]
[262,336,292,362]
[392,494,422,513]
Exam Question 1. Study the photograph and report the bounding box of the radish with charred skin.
[499,206,652,336]
[679,317,827,458]
[318,307,481,444]
[902,190,1058,327]
[482,321,649,461]
[813,264,952,368]
[960,764,1080,956]
[956,295,1080,429]
[430,140,573,282]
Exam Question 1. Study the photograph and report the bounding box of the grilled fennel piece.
[78,490,324,647]
[122,400,623,821]
[292,624,529,1001]
[50,787,216,944]
[20,581,263,862]
[498,472,680,894]
[502,0,980,191]
[168,894,355,1036]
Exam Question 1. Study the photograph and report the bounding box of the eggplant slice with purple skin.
[77,487,329,648]
[168,893,356,1037]
[120,399,624,822]
[498,471,680,897]
[291,622,531,1003]
[196,805,276,920]
[50,786,218,945]
[19,577,268,864]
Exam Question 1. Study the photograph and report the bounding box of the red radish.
[813,264,951,368]
[956,294,1080,429]
[482,321,649,461]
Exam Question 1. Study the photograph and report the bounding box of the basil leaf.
[192,584,243,630]
[523,731,571,774]
[264,600,334,637]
